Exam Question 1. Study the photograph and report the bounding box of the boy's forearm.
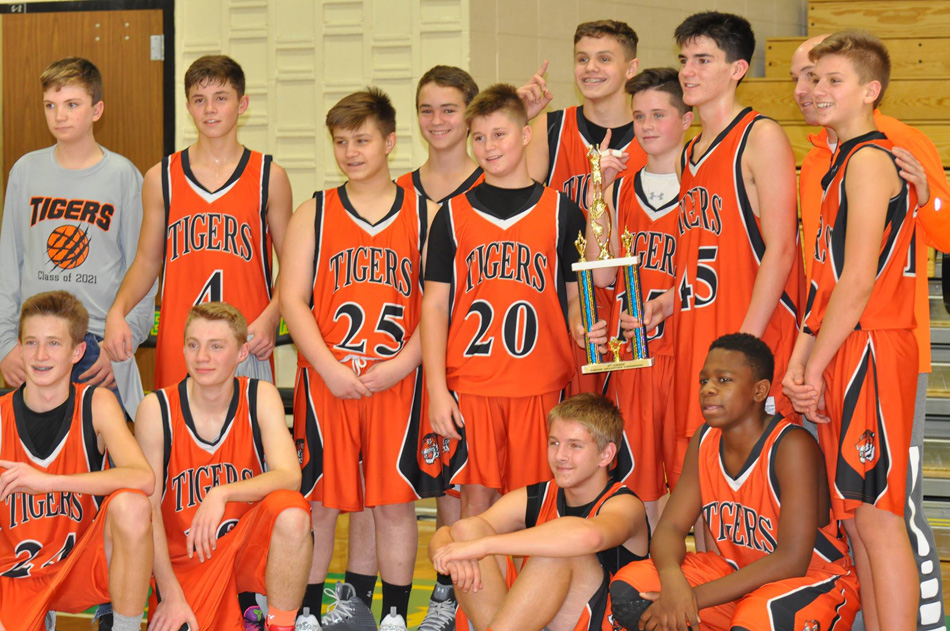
[282,299,340,377]
[807,279,873,378]
[112,259,162,317]
[650,527,689,576]
[740,245,795,337]
[692,550,805,610]
[421,299,450,393]
[214,469,301,505]
[53,466,153,496]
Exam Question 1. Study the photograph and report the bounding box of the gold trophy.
[572,144,653,373]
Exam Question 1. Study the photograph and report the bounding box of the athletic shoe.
[320,582,377,631]
[418,583,457,631]
[608,580,654,631]
[379,607,407,631]
[244,605,266,630]
[295,608,321,631]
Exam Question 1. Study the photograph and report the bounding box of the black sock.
[238,592,258,613]
[436,572,453,587]
[381,581,412,622]
[345,571,377,610]
[303,582,324,623]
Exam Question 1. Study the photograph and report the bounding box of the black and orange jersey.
[0,384,105,579]
[158,149,274,388]
[697,415,851,575]
[803,131,917,335]
[156,377,266,563]
[674,108,804,435]
[299,185,426,373]
[525,479,645,576]
[395,168,484,204]
[609,171,679,359]
[438,183,580,397]
[546,106,648,215]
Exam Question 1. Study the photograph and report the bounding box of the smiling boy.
[135,302,311,631]
[421,84,589,523]
[0,290,154,631]
[104,55,293,389]
[282,88,440,631]
[428,394,649,631]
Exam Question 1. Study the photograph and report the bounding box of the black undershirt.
[584,119,634,149]
[562,498,597,518]
[17,388,71,460]
[424,182,586,283]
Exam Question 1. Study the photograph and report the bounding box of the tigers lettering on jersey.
[166,213,255,262]
[328,246,413,297]
[29,197,114,231]
[678,186,723,236]
[5,493,84,529]
[702,501,777,554]
[170,464,255,512]
[463,242,547,293]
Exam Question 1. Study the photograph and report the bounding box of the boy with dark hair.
[135,301,311,631]
[421,83,588,521]
[429,393,649,631]
[519,19,646,396]
[783,30,920,631]
[588,68,692,528]
[637,12,804,491]
[104,54,293,389]
[282,87,440,631]
[610,333,860,631]
[0,290,155,631]
[0,57,155,420]
[790,34,948,631]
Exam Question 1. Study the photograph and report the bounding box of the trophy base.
[581,357,654,374]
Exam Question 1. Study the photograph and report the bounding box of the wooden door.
[1,8,165,389]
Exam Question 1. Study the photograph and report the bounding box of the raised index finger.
[536,59,548,78]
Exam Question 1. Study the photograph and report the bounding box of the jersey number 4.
[463,300,538,358]
[194,269,224,305]
[679,246,719,310]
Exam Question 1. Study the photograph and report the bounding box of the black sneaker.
[418,583,457,631]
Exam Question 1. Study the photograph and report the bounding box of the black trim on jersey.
[556,194,570,323]
[633,169,680,214]
[688,107,753,167]
[814,529,846,563]
[160,155,172,293]
[417,194,428,293]
[836,342,891,505]
[178,378,240,447]
[181,147,252,194]
[247,379,266,468]
[803,279,819,335]
[765,574,840,629]
[13,384,75,462]
[545,109,566,183]
[524,481,548,529]
[157,390,172,496]
[298,371,324,498]
[309,191,325,311]
[396,367,448,497]
[259,155,274,299]
[81,387,104,474]
[719,414,782,483]
[767,422,809,504]
[411,167,484,204]
[338,183,405,227]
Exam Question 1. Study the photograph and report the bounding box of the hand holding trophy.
[572,144,653,373]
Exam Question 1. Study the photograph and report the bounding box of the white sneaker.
[295,607,321,631]
[379,607,407,631]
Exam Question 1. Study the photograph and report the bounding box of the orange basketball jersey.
[608,170,679,359]
[157,149,274,388]
[395,167,484,204]
[546,106,648,215]
[156,377,266,563]
[0,384,105,579]
[697,416,852,575]
[674,109,804,435]
[803,132,917,335]
[298,185,426,373]
[444,185,575,397]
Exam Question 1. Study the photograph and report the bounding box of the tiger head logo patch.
[856,430,876,464]
[803,620,821,631]
[421,433,440,465]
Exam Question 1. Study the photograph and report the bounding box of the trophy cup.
[572,144,653,374]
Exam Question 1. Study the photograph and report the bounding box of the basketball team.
[0,9,947,631]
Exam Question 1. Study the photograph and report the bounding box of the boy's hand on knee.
[431,538,486,575]
[186,487,226,562]
[429,389,463,440]
[638,580,700,631]
[446,558,483,594]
